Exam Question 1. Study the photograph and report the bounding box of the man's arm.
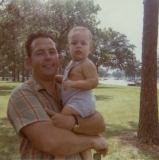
[21,121,108,157]
[45,108,106,136]
[75,111,106,135]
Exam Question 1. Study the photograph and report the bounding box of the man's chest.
[37,90,63,112]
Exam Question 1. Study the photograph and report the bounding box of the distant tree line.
[0,0,138,82]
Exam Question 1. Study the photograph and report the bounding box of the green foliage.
[0,0,101,78]
[0,0,137,81]
[89,27,137,72]
[98,67,110,77]
[112,70,125,79]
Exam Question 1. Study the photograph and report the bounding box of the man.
[7,30,108,159]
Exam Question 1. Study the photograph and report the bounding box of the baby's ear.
[89,46,93,54]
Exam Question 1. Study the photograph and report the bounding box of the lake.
[99,78,135,86]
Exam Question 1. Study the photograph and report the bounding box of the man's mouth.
[43,64,54,68]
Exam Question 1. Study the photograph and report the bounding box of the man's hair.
[68,26,92,45]
[25,30,55,57]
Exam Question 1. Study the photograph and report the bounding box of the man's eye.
[50,51,55,54]
[37,52,43,55]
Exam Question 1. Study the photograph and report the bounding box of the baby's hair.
[68,26,92,45]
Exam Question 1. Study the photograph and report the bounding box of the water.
[99,78,159,88]
[99,78,134,86]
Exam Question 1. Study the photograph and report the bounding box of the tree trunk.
[17,54,20,82]
[138,0,159,145]
[2,65,5,80]
[12,59,16,81]
[22,50,25,82]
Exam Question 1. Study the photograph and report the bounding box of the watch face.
[73,124,80,132]
[75,124,79,128]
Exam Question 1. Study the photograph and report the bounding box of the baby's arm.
[64,61,98,90]
[55,75,63,84]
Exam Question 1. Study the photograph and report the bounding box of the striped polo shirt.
[7,76,81,160]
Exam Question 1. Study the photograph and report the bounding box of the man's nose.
[44,52,51,59]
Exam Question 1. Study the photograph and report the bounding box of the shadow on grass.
[96,84,125,90]
[0,86,16,96]
[95,95,113,101]
[0,117,19,160]
[102,123,133,138]
[102,122,159,160]
[0,80,21,84]
[129,121,138,129]
[96,86,118,90]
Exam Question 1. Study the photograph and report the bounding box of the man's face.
[26,37,60,81]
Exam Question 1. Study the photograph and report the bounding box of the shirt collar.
[29,76,61,91]
[30,76,46,91]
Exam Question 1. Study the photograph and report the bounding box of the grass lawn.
[0,81,159,159]
[0,81,21,160]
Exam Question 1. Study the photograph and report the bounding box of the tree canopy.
[0,0,137,81]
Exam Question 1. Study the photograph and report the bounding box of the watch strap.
[72,115,80,132]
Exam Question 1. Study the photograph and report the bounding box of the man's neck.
[34,75,56,94]
[40,79,58,99]
[42,80,56,90]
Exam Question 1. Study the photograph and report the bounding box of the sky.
[94,0,144,61]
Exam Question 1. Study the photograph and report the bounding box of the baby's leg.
[62,106,93,160]
[81,149,93,160]
[61,105,80,116]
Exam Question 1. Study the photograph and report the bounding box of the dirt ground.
[114,131,159,160]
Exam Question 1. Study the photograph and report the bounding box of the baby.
[56,26,99,160]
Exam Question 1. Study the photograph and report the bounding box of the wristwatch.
[72,115,80,132]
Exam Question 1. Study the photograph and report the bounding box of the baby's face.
[67,31,92,61]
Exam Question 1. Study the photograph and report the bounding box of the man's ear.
[58,54,61,61]
[25,57,32,69]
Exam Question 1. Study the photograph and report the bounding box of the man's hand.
[93,136,109,157]
[44,107,74,131]
[63,80,76,91]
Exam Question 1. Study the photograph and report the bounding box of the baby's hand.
[64,80,75,90]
